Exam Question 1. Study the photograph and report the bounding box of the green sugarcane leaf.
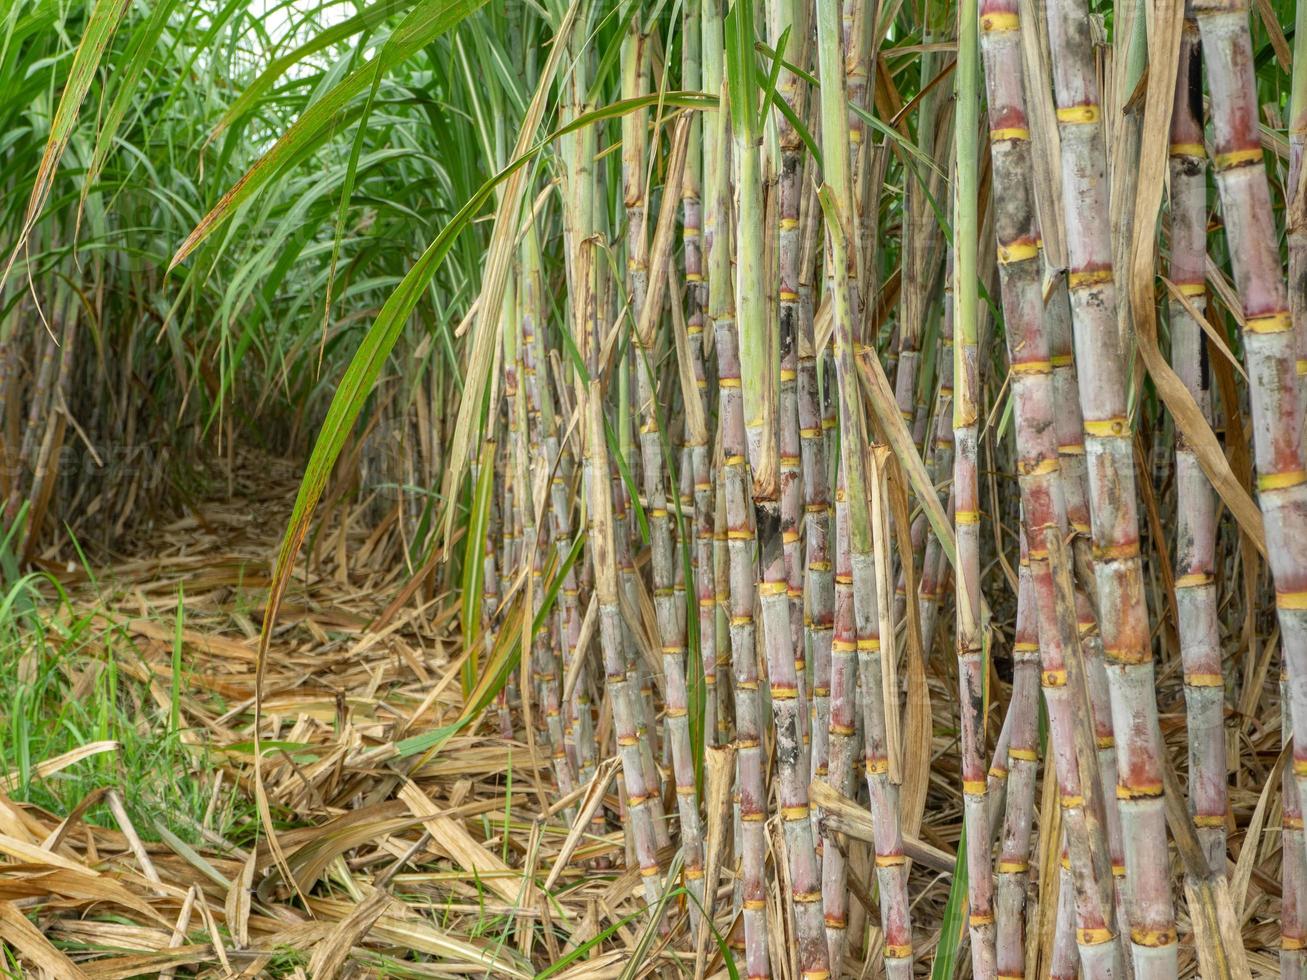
[534,909,646,979]
[932,825,968,979]
[758,25,788,132]
[618,854,685,980]
[724,0,755,136]
[171,0,490,268]
[754,38,816,87]
[398,533,580,762]
[762,68,821,166]
[852,102,942,176]
[81,0,181,197]
[323,31,386,324]
[4,0,132,282]
[208,0,408,141]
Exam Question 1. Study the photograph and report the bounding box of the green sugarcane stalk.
[953,0,995,970]
[731,0,777,497]
[559,37,601,798]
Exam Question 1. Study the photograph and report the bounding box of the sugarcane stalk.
[715,310,772,979]
[1074,590,1131,955]
[631,111,706,927]
[559,37,601,795]
[1285,660,1307,978]
[796,158,835,804]
[6,326,56,523]
[612,66,665,828]
[815,0,913,971]
[779,195,810,792]
[710,41,769,964]
[995,557,1039,977]
[585,381,664,909]
[800,314,835,797]
[617,22,652,618]
[821,473,857,971]
[974,9,1123,969]
[1194,0,1307,934]
[522,226,571,692]
[1291,0,1307,434]
[894,59,953,629]
[767,0,810,784]
[1166,19,1226,875]
[731,0,776,495]
[916,251,955,659]
[24,298,74,560]
[1051,848,1079,980]
[703,0,730,755]
[1044,0,1178,967]
[1013,0,1095,566]
[480,442,502,700]
[726,2,827,971]
[841,0,872,296]
[504,253,562,789]
[682,0,719,755]
[953,1,998,971]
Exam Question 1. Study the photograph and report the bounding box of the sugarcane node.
[1076,927,1115,946]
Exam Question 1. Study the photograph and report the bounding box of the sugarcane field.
[0,0,1304,974]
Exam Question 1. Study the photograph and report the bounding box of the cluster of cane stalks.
[463,0,1306,975]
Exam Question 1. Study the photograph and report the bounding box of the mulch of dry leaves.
[0,453,1286,977]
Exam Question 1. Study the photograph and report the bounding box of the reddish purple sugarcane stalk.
[1044,0,1178,968]
[816,0,914,971]
[1167,19,1227,875]
[1285,661,1307,978]
[709,164,771,969]
[917,254,955,658]
[995,557,1040,977]
[821,474,856,971]
[1195,0,1307,931]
